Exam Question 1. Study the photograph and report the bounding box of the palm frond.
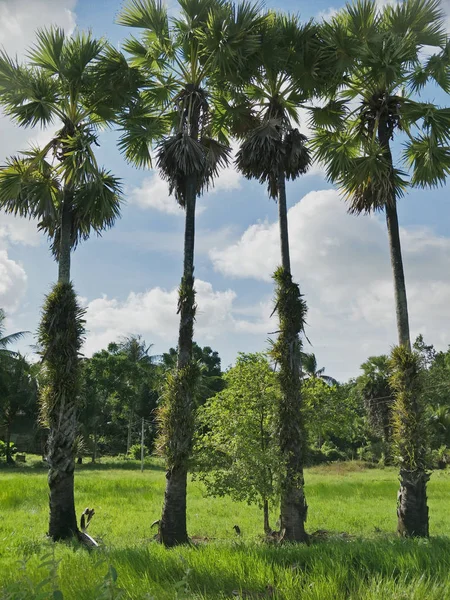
[118,0,170,39]
[405,135,450,187]
[42,169,122,257]
[117,99,170,168]
[28,27,65,75]
[383,0,447,49]
[0,151,60,220]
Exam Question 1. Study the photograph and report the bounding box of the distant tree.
[301,353,337,385]
[356,356,394,465]
[413,335,436,369]
[303,378,358,451]
[0,355,37,463]
[194,353,281,534]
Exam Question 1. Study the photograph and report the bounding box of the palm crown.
[313,0,450,212]
[117,0,265,202]
[234,15,326,198]
[0,28,123,258]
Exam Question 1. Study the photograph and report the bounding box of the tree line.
[0,0,449,546]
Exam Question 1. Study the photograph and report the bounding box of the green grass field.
[1,459,450,599]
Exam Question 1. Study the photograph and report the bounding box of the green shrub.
[0,441,17,459]
[128,444,147,460]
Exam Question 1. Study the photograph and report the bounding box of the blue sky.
[0,0,449,380]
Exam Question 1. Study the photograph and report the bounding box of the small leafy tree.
[356,356,394,464]
[194,353,281,534]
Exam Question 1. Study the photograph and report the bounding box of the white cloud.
[128,173,181,215]
[0,1,76,58]
[84,279,238,355]
[0,247,27,313]
[210,189,450,380]
[0,213,42,247]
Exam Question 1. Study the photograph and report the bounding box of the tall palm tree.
[0,29,124,540]
[301,352,337,385]
[117,0,264,546]
[313,0,450,537]
[234,14,330,542]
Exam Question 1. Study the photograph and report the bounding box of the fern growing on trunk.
[390,346,429,538]
[39,282,85,541]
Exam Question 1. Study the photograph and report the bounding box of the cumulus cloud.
[84,279,238,355]
[0,244,27,313]
[210,189,450,379]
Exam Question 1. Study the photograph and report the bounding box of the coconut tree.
[0,29,125,540]
[233,14,331,542]
[116,0,264,546]
[301,352,337,385]
[313,0,450,536]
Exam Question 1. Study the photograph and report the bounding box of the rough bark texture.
[160,177,197,547]
[47,408,78,540]
[397,469,430,537]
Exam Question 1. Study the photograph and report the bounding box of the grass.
[1,458,450,599]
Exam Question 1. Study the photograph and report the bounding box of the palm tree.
[356,355,394,464]
[0,354,37,464]
[234,14,330,542]
[301,352,337,385]
[313,0,450,537]
[0,310,30,464]
[114,335,156,453]
[0,29,124,540]
[117,0,263,547]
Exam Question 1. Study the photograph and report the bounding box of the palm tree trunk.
[47,191,79,541]
[278,172,291,273]
[47,391,78,540]
[275,171,308,543]
[58,196,72,285]
[378,120,427,537]
[378,120,410,349]
[160,176,197,547]
[397,470,430,537]
[385,203,410,349]
[263,498,271,535]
